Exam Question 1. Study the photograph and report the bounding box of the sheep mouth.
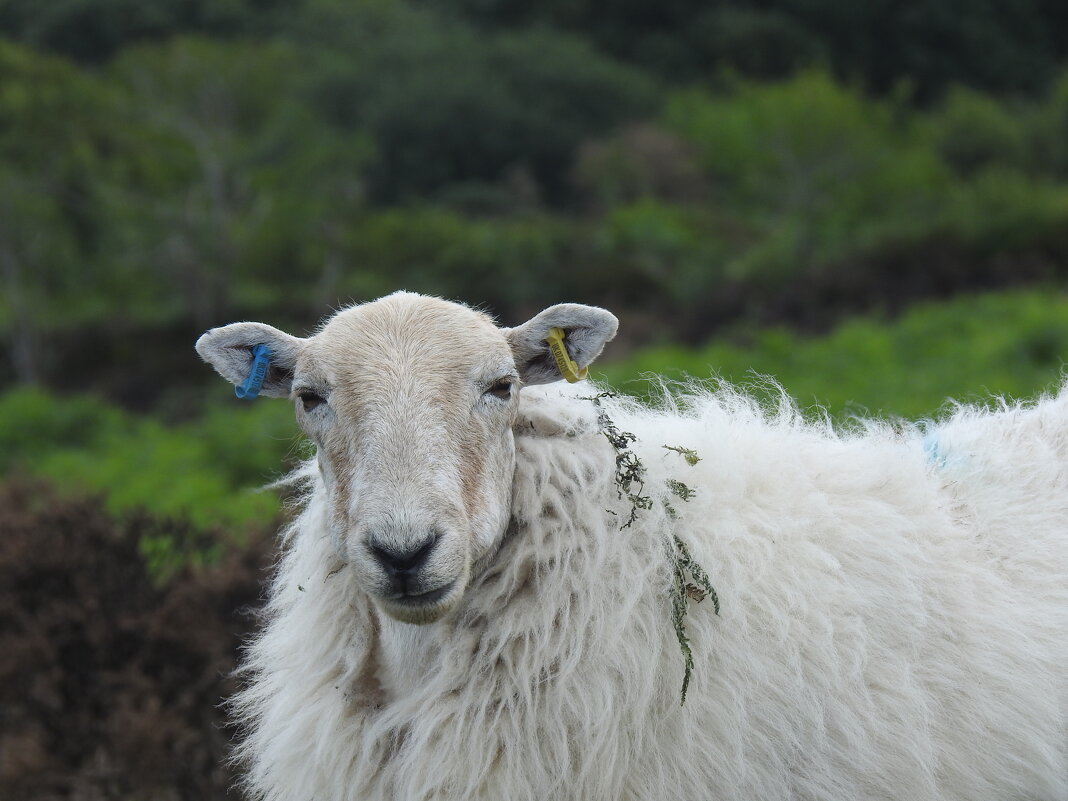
[377,580,460,624]
[389,581,456,607]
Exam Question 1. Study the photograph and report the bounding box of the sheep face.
[297,295,520,625]
[196,292,617,625]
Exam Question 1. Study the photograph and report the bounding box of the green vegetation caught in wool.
[597,290,1068,421]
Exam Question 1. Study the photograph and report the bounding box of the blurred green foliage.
[0,0,298,62]
[0,385,302,530]
[419,0,1068,99]
[7,0,1065,100]
[599,289,1068,420]
[4,37,1068,396]
[2,0,1068,576]
[3,289,1064,544]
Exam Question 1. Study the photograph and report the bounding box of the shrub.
[0,386,300,532]
[664,71,953,286]
[305,12,657,202]
[0,479,270,800]
[598,289,1068,421]
[924,86,1029,176]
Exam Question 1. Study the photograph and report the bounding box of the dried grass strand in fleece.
[230,381,1068,801]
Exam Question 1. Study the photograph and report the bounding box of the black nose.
[368,533,439,577]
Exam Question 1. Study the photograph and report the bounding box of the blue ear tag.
[235,344,273,400]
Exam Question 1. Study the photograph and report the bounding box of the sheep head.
[196,292,617,624]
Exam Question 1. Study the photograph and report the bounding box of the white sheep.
[196,291,1068,801]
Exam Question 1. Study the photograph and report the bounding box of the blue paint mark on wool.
[923,430,947,468]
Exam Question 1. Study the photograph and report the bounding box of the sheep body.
[232,382,1068,801]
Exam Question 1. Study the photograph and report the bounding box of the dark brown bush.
[0,480,272,801]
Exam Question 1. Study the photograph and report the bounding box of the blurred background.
[2,0,1067,797]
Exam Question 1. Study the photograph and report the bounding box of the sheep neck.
[371,606,443,699]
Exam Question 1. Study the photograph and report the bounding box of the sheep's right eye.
[299,391,326,412]
[485,379,513,400]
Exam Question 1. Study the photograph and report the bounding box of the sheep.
[196,291,1068,801]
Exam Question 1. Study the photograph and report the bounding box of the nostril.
[409,532,438,566]
[368,532,440,576]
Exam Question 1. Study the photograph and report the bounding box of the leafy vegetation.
[599,289,1068,420]
[9,0,1064,100]
[4,33,1068,398]
[421,0,1068,99]
[0,386,301,530]
[4,288,1063,542]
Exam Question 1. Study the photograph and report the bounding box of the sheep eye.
[299,391,326,411]
[485,379,513,400]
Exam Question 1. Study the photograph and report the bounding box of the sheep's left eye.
[485,379,513,400]
[299,391,326,411]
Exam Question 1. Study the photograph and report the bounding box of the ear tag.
[546,327,588,383]
[235,344,273,400]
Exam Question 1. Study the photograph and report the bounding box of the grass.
[597,289,1068,421]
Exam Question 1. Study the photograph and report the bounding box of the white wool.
[231,381,1068,801]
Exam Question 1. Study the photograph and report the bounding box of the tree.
[0,0,300,63]
[0,43,127,382]
[293,2,657,203]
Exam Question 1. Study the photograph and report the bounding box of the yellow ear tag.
[546,327,588,383]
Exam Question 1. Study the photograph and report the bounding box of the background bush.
[6,50,1068,394]
[0,480,269,799]
[600,289,1068,420]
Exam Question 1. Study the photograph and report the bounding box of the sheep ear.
[506,303,618,385]
[195,322,304,398]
